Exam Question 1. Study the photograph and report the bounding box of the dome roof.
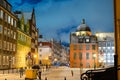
[77,19,91,32]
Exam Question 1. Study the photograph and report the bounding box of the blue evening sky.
[7,0,114,44]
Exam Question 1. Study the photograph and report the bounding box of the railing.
[81,65,120,80]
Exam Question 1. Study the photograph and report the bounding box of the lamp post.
[34,54,37,64]
[93,54,96,69]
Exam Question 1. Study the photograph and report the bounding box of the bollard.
[45,77,47,80]
[64,77,66,80]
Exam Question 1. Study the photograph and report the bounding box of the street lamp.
[34,54,37,64]
[93,54,96,69]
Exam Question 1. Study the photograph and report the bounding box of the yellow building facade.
[15,31,31,68]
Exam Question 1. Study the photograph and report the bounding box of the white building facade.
[96,32,114,67]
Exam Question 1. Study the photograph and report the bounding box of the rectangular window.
[10,43,12,51]
[4,41,6,50]
[4,27,7,35]
[11,18,13,26]
[74,52,76,60]
[86,45,90,50]
[73,45,77,50]
[0,25,2,33]
[86,52,89,60]
[92,53,96,59]
[7,42,9,50]
[8,29,10,37]
[8,15,11,24]
[79,52,82,60]
[3,56,5,65]
[13,44,16,51]
[5,13,7,22]
[0,55,1,65]
[85,38,90,43]
[12,57,15,65]
[14,20,16,27]
[3,0,6,8]
[6,56,9,65]
[13,32,16,39]
[92,45,96,50]
[11,30,13,38]
[0,10,3,19]
[7,5,11,11]
[0,40,2,49]
[79,45,82,50]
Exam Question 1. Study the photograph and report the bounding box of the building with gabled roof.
[14,9,39,68]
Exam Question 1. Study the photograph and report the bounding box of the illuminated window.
[13,32,16,39]
[11,18,13,25]
[12,57,15,65]
[14,20,17,27]
[8,15,10,24]
[86,38,89,42]
[0,10,3,19]
[3,56,5,65]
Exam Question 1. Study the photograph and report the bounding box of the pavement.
[0,66,88,80]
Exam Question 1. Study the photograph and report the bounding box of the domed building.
[70,19,98,68]
[76,19,92,36]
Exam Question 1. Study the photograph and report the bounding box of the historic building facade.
[29,9,39,64]
[0,0,17,69]
[70,19,98,68]
[14,9,39,68]
[38,42,52,65]
[14,11,31,68]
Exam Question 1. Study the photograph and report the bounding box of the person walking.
[38,69,42,80]
[19,67,24,78]
[71,70,74,77]
[64,77,66,80]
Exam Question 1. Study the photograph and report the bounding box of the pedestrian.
[19,67,24,78]
[45,77,47,80]
[71,70,73,77]
[38,69,42,80]
[64,77,66,80]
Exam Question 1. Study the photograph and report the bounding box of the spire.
[32,8,36,26]
[82,19,85,24]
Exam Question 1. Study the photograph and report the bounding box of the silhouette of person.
[19,67,24,78]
